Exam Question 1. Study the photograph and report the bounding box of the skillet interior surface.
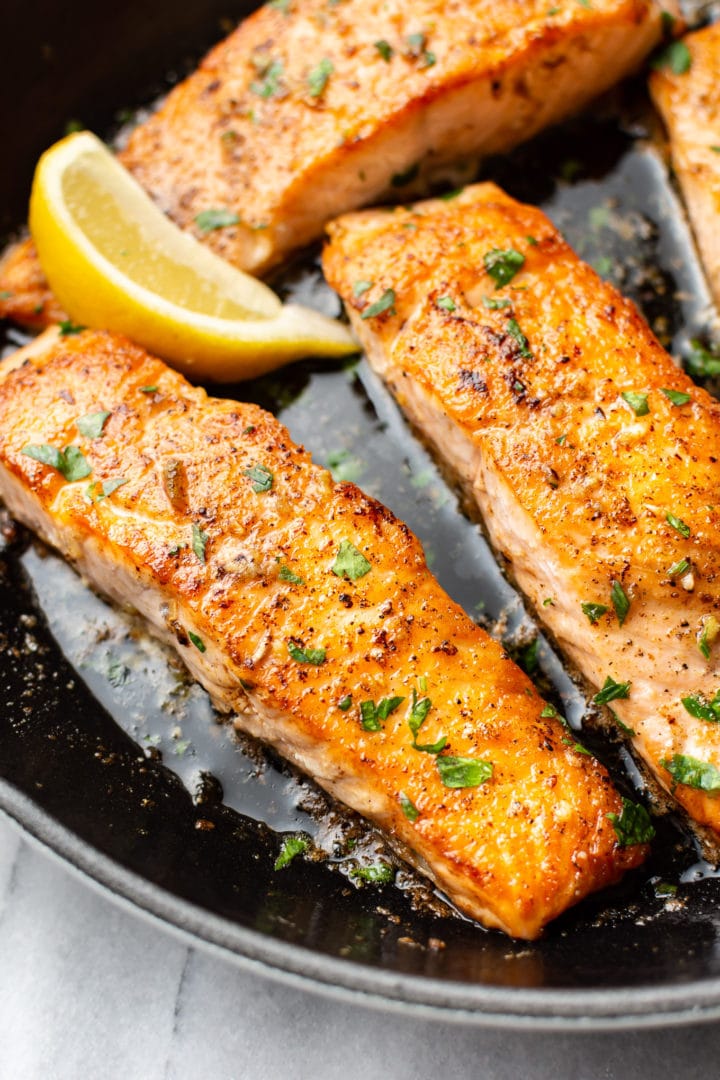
[5,0,720,1027]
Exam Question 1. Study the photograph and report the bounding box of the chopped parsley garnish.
[555,434,567,445]
[287,641,326,665]
[520,638,539,674]
[582,602,608,625]
[436,295,456,313]
[660,10,675,33]
[391,163,419,187]
[325,448,363,483]
[652,40,692,76]
[268,0,291,12]
[611,580,630,626]
[338,695,352,711]
[140,385,158,394]
[191,523,208,562]
[439,187,464,201]
[274,835,308,870]
[243,463,274,492]
[353,279,373,297]
[540,703,559,719]
[507,318,532,358]
[21,443,91,482]
[686,340,720,379]
[408,688,432,740]
[107,660,129,688]
[194,208,241,231]
[562,736,592,756]
[360,288,396,319]
[278,562,304,585]
[483,248,525,288]
[606,798,655,847]
[250,59,284,99]
[360,695,405,732]
[351,862,395,884]
[58,320,85,336]
[436,755,493,789]
[612,711,636,737]
[594,676,631,706]
[188,631,206,653]
[481,295,512,310]
[621,391,649,417]
[374,39,393,62]
[661,388,691,406]
[666,512,690,539]
[77,410,110,439]
[399,792,419,821]
[86,477,128,503]
[681,690,720,722]
[699,616,720,660]
[307,57,333,97]
[404,31,427,56]
[331,540,371,580]
[414,734,448,754]
[661,753,720,792]
[0,290,14,300]
[668,557,690,578]
[406,689,446,752]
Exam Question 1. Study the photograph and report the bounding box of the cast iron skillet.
[4,0,720,1030]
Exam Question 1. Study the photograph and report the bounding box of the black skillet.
[4,0,720,1029]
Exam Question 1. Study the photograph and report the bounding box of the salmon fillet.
[323,182,720,846]
[0,237,66,329]
[0,327,645,938]
[650,23,720,307]
[1,0,671,327]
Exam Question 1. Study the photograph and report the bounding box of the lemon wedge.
[29,131,357,381]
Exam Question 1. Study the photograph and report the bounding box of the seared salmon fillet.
[0,327,645,938]
[324,182,720,846]
[650,24,720,307]
[0,237,66,329]
[1,0,671,326]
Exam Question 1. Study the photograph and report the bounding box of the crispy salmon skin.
[0,328,645,938]
[1,0,671,325]
[650,23,720,307]
[324,182,720,846]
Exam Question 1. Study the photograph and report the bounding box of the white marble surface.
[1,812,720,1080]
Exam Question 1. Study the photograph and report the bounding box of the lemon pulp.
[30,132,357,380]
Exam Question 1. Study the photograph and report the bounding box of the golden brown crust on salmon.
[0,327,644,937]
[0,237,66,329]
[323,182,720,842]
[1,0,671,327]
[650,23,720,307]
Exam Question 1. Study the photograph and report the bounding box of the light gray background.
[0,813,718,1080]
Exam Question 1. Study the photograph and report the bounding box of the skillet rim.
[3,779,720,1030]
